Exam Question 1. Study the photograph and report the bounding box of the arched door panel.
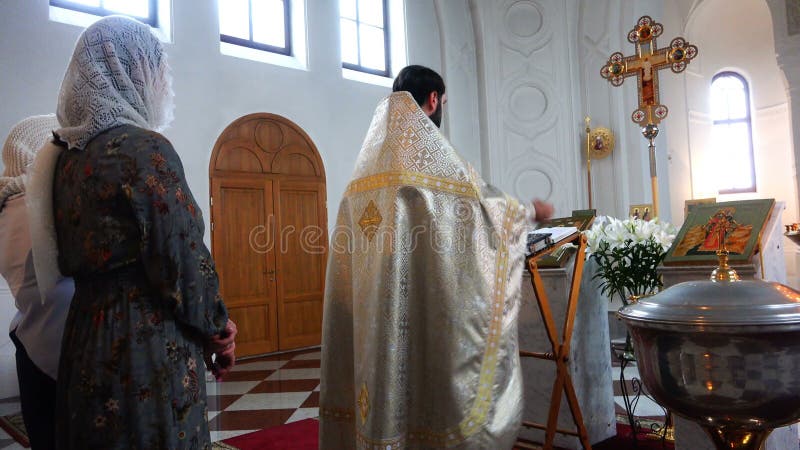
[210,114,327,356]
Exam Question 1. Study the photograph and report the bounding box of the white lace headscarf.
[0,115,60,210]
[56,16,174,150]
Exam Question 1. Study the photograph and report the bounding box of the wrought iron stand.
[612,340,672,448]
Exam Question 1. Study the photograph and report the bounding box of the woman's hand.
[208,319,237,353]
[204,319,238,380]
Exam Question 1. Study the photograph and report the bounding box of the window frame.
[219,0,292,57]
[341,0,392,78]
[711,71,757,194]
[49,0,159,27]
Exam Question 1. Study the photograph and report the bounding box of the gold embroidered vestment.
[320,92,528,449]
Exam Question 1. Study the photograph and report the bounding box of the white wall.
[432,0,483,173]
[5,1,791,244]
[0,0,445,390]
[767,0,800,213]
[1,0,698,231]
[0,0,445,242]
[663,0,797,226]
[7,0,794,312]
[766,0,800,291]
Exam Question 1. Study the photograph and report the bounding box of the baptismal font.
[619,224,800,450]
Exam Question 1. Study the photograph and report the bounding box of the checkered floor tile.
[0,349,322,446]
[0,343,671,447]
[207,348,321,442]
[0,396,24,449]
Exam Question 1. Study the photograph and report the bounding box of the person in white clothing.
[0,114,73,450]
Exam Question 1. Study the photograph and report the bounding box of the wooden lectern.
[517,232,592,450]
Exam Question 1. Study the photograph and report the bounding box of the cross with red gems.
[601,16,698,127]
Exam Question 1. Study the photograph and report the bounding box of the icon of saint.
[593,135,604,151]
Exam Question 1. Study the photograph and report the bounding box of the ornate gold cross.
[600,16,698,217]
[601,16,698,127]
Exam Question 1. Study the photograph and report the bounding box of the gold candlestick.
[583,118,614,211]
[585,116,593,209]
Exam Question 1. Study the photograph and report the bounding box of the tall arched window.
[710,72,756,193]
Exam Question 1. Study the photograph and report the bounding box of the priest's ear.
[422,91,440,116]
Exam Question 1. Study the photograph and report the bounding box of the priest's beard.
[429,102,442,128]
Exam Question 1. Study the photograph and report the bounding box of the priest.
[320,65,552,449]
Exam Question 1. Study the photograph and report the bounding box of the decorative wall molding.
[469,0,581,215]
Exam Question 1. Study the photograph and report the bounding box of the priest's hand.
[532,199,554,222]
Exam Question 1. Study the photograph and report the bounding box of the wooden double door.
[209,114,327,356]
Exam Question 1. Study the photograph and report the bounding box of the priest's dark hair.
[392,65,446,107]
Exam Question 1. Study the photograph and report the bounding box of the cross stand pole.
[585,116,594,210]
[643,123,660,217]
[517,233,592,450]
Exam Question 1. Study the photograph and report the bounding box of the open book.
[530,212,595,266]
[535,226,579,243]
[526,226,579,255]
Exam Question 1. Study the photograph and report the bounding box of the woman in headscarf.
[0,114,72,450]
[28,16,236,449]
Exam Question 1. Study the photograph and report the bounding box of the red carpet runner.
[594,423,674,450]
[222,418,318,450]
[221,420,672,450]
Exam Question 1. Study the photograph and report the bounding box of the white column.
[766,0,800,213]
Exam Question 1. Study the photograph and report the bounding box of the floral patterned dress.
[53,125,228,449]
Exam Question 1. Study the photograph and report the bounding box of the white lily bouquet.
[584,217,677,306]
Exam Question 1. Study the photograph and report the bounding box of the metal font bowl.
[618,279,800,449]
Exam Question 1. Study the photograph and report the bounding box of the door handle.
[265,269,277,281]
